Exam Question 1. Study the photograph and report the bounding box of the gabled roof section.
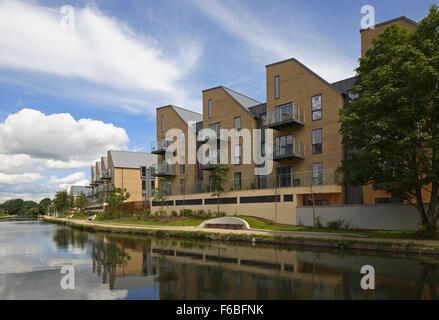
[266,57,347,96]
[331,76,358,95]
[171,105,203,125]
[222,87,262,114]
[360,16,418,32]
[109,150,158,169]
[101,156,108,170]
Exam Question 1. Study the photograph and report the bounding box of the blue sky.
[0,0,434,202]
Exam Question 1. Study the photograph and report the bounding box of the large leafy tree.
[53,191,70,212]
[1,199,24,215]
[74,192,89,212]
[39,198,52,214]
[339,6,439,227]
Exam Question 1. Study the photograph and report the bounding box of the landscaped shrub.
[326,219,345,230]
[315,216,323,228]
[215,211,226,217]
[179,209,194,217]
[171,210,178,217]
[267,219,275,225]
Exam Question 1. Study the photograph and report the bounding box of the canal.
[0,218,438,300]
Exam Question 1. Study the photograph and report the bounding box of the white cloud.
[0,108,129,164]
[0,173,43,185]
[190,0,356,82]
[48,172,85,185]
[0,154,33,174]
[0,0,203,112]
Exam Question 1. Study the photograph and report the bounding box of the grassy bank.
[65,213,434,241]
[43,216,439,256]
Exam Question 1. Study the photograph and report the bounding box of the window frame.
[234,172,242,190]
[208,99,212,119]
[312,128,322,154]
[234,144,242,165]
[161,115,164,132]
[311,94,322,121]
[312,162,323,185]
[274,75,280,99]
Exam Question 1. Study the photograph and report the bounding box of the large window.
[276,167,292,187]
[312,94,322,121]
[274,103,293,123]
[312,129,322,154]
[161,115,164,132]
[209,122,221,138]
[180,179,185,194]
[180,132,185,150]
[257,175,268,189]
[274,75,280,99]
[208,99,212,119]
[234,117,241,136]
[234,172,242,190]
[312,163,323,185]
[234,144,241,165]
[275,135,293,157]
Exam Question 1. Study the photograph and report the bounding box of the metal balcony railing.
[151,138,172,154]
[265,103,305,129]
[151,163,176,176]
[274,138,305,160]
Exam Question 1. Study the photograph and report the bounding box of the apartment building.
[150,16,420,224]
[87,150,158,210]
[68,185,91,200]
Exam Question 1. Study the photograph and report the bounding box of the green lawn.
[67,214,435,241]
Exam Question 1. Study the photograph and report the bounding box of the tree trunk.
[416,189,428,226]
[427,181,439,224]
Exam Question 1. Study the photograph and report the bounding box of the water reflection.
[49,226,439,300]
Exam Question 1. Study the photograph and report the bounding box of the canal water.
[0,218,438,300]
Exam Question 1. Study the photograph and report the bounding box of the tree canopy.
[339,5,439,226]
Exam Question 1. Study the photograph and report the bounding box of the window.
[234,117,241,136]
[162,180,171,195]
[234,144,241,165]
[275,135,293,157]
[257,175,268,189]
[312,129,322,154]
[142,180,146,190]
[276,167,292,187]
[208,99,212,119]
[274,75,280,99]
[161,115,164,132]
[209,122,221,138]
[180,132,185,150]
[234,173,242,190]
[274,103,293,123]
[141,166,147,178]
[312,94,322,121]
[180,155,185,173]
[312,163,323,185]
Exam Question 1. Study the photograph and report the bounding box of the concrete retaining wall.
[296,204,429,231]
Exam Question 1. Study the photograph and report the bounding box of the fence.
[105,201,150,213]
[156,169,341,197]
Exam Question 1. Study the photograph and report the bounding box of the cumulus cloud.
[0,108,130,202]
[0,108,129,164]
[0,0,202,113]
[0,173,44,185]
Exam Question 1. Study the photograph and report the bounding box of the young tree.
[211,164,228,214]
[74,192,89,212]
[339,6,439,228]
[105,185,131,206]
[53,191,70,212]
[154,177,169,212]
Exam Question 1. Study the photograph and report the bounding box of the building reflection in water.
[53,228,439,300]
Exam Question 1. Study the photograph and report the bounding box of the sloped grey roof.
[171,106,203,125]
[109,150,158,169]
[70,186,90,197]
[223,87,261,111]
[101,156,108,169]
[331,76,357,95]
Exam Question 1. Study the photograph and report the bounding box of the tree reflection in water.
[416,261,439,299]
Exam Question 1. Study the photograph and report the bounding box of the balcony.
[101,170,111,180]
[199,154,229,171]
[265,103,304,130]
[151,138,172,155]
[151,163,176,177]
[274,138,305,160]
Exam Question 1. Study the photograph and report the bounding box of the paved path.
[45,217,439,246]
